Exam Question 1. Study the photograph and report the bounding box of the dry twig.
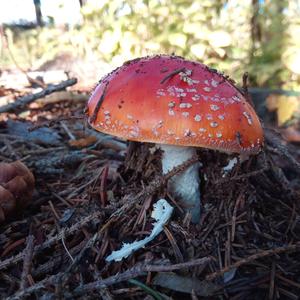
[206,242,300,280]
[19,235,35,290]
[74,257,211,296]
[0,78,77,113]
[0,211,102,270]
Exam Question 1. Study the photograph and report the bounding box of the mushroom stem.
[160,144,201,223]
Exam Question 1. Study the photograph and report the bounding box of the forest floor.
[0,69,299,300]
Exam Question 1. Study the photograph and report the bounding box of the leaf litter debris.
[0,76,299,300]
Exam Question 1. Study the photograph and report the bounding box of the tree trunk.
[33,0,43,27]
[79,0,88,7]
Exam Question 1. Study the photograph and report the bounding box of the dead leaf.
[5,120,61,146]
[223,268,237,283]
[152,273,221,296]
[68,136,97,148]
[266,94,300,126]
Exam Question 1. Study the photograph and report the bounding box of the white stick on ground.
[106,199,173,262]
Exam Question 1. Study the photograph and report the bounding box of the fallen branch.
[7,257,210,299]
[213,165,269,185]
[206,242,300,280]
[104,155,199,222]
[19,235,35,290]
[91,156,199,243]
[0,211,102,271]
[74,257,211,296]
[0,78,77,114]
[61,233,99,283]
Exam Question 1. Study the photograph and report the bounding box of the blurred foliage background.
[1,0,300,90]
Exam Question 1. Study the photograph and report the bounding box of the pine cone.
[0,161,35,223]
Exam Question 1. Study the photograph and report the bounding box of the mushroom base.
[160,144,201,223]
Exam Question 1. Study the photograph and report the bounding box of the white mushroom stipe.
[159,144,201,223]
[105,199,173,262]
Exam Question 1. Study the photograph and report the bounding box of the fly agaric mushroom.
[86,55,263,223]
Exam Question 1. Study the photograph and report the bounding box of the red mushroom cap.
[87,55,263,154]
